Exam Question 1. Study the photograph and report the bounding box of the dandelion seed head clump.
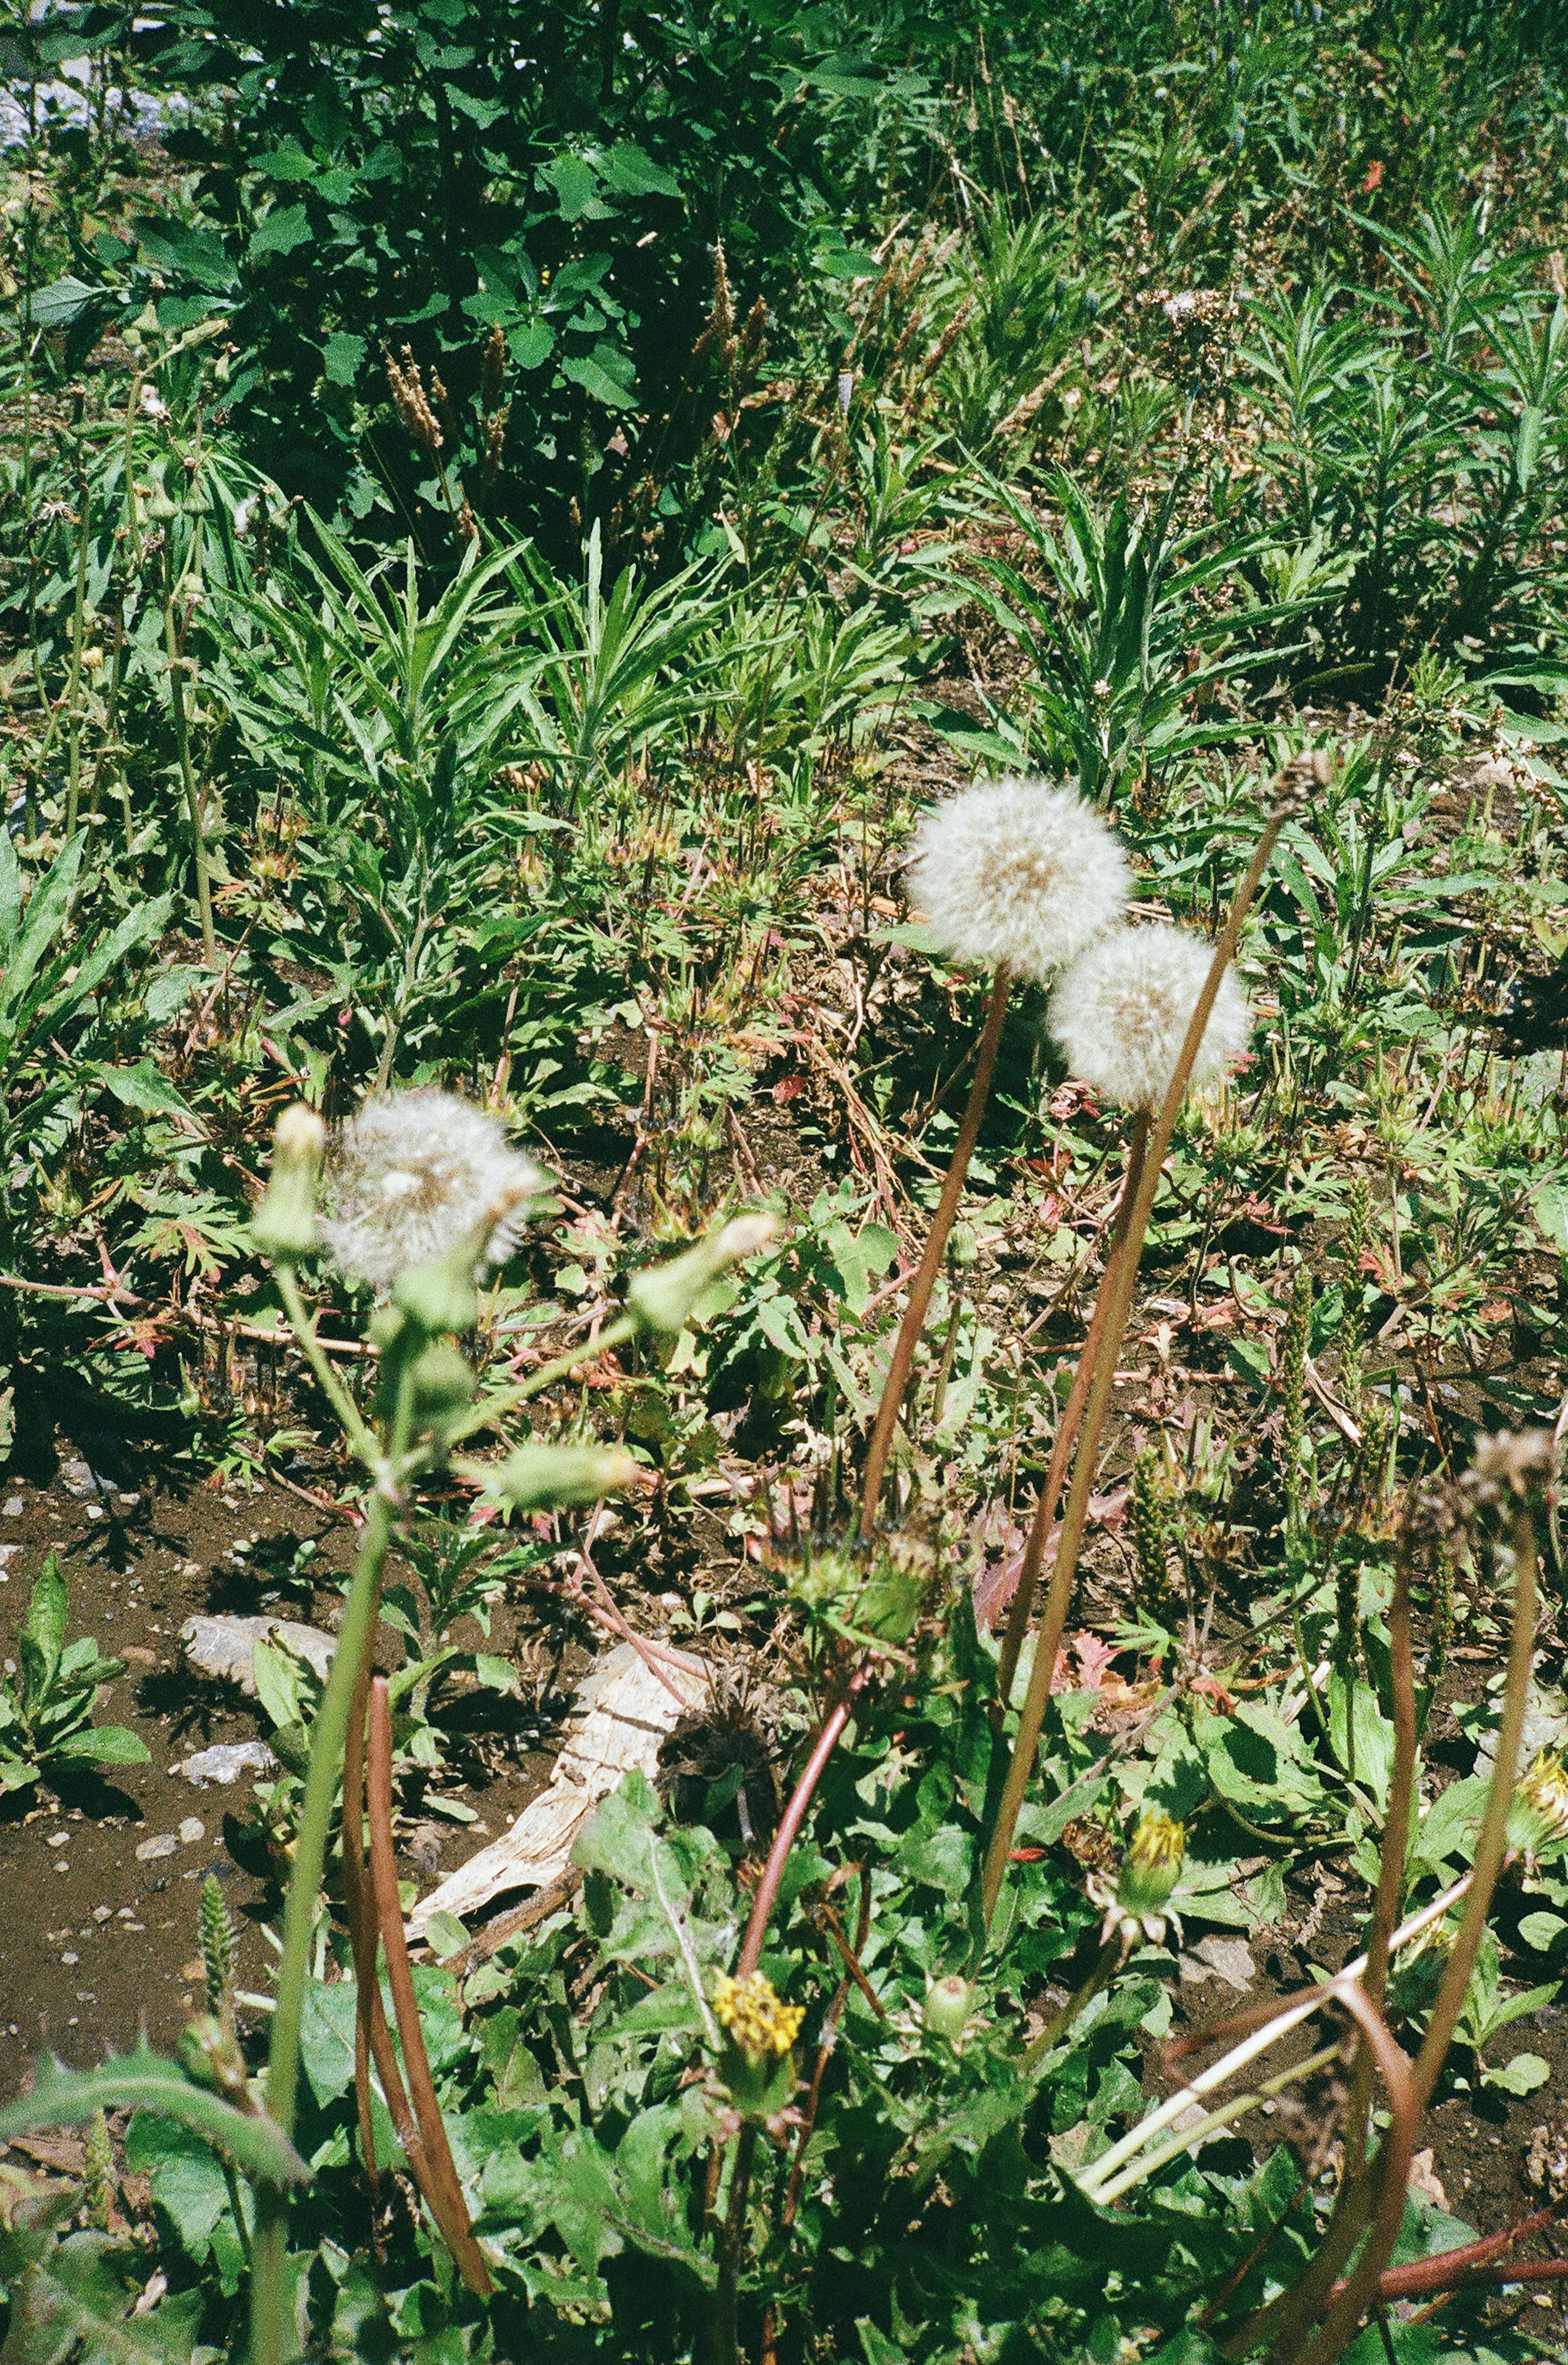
[319,1089,546,1290]
[1049,924,1252,1111]
[905,777,1131,982]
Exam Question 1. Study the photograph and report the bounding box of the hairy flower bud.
[627,1213,775,1337]
[252,1103,325,1263]
[922,1973,974,2045]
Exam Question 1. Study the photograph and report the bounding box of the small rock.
[53,1861,70,1873]
[93,1905,111,1922]
[2,1499,22,1517]
[135,1833,178,1863]
[85,1505,105,1521]
[116,1492,140,1509]
[60,1456,110,1499]
[1178,1935,1256,1991]
[60,1952,78,1966]
[174,1740,276,1788]
[179,1613,334,1696]
[178,1817,205,1846]
[0,1544,19,1574]
[47,1831,69,1849]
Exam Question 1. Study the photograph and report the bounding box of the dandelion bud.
[1090,1810,1186,1944]
[627,1212,775,1338]
[477,1441,640,1514]
[252,1102,325,1263]
[905,777,1130,983]
[922,1973,974,2045]
[1048,923,1252,1112]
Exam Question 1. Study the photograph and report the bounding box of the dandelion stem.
[860,966,1009,1536]
[994,1112,1150,1709]
[980,802,1291,1927]
[275,1266,381,1469]
[250,1366,412,2365]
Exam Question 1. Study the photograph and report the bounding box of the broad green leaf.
[0,2047,308,2187]
[24,1558,69,1686]
[50,1725,150,1766]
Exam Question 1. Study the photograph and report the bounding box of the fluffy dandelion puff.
[905,777,1130,982]
[1048,924,1252,1111]
[319,1089,546,1290]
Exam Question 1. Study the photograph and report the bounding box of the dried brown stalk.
[365,1679,495,2296]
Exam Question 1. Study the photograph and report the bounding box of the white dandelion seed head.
[1048,924,1253,1112]
[318,1089,546,1290]
[904,777,1131,982]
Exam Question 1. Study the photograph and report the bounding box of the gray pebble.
[178,1817,205,1845]
[135,1833,178,1862]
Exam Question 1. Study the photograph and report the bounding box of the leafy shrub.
[139,0,928,552]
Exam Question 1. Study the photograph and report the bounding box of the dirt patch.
[0,1454,569,2094]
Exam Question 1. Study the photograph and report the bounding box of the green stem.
[251,1380,412,2365]
[859,966,1010,1537]
[439,1310,637,1451]
[275,1267,382,1470]
[1020,1931,1126,2073]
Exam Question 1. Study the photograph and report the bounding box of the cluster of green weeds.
[5,0,1568,2361]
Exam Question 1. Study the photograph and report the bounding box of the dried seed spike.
[479,322,507,415]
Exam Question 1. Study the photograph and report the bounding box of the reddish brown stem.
[737,1659,877,1979]
[1274,1984,1419,2365]
[366,1679,495,2296]
[341,1669,380,2184]
[980,799,1291,1928]
[1346,1534,1416,2168]
[993,1113,1150,1708]
[1339,2209,1553,2303]
[858,966,1010,1536]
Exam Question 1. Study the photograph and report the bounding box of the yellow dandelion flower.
[713,1970,804,2064]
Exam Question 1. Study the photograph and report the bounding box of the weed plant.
[6,2,1568,2363]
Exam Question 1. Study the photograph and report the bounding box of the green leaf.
[559,351,636,409]
[102,1060,194,1120]
[1483,2050,1551,2095]
[50,1725,150,1767]
[1518,1911,1568,1952]
[544,154,600,220]
[134,214,238,294]
[0,2048,309,2187]
[125,2113,232,2261]
[250,1638,312,1735]
[24,1557,68,1687]
[599,144,680,200]
[250,203,312,260]
[322,331,365,385]
[23,275,99,330]
[1531,1178,1568,1251]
